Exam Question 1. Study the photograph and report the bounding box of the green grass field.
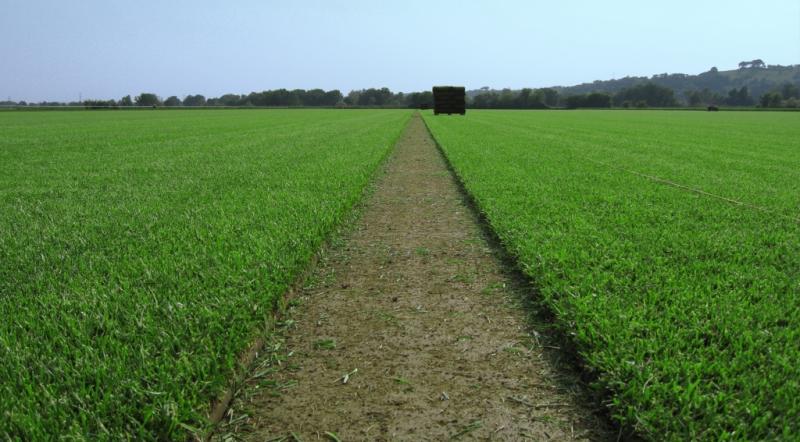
[423,110,800,440]
[4,108,799,440]
[0,109,411,439]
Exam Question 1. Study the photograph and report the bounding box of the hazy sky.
[2,0,799,102]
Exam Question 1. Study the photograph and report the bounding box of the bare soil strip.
[217,114,613,441]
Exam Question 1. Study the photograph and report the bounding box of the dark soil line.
[206,337,264,435]
[217,113,616,441]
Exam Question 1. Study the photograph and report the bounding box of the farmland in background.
[0,109,411,439]
[423,110,800,440]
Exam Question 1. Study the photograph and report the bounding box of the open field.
[4,108,799,440]
[0,109,411,439]
[423,110,800,440]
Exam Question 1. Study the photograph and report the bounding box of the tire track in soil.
[216,114,614,441]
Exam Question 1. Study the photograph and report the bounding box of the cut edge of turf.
[419,114,640,441]
[200,111,413,441]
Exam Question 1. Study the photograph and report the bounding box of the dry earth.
[215,114,613,441]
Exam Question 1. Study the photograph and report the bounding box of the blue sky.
[2,0,799,102]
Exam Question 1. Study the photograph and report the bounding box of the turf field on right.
[423,109,800,440]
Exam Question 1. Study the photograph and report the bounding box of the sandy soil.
[215,114,613,441]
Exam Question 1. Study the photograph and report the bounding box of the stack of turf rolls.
[433,86,466,115]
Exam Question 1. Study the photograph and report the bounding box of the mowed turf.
[0,109,411,439]
[423,110,800,440]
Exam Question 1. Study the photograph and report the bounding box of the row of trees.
[469,83,698,109]
[684,84,800,108]
[79,93,162,108]
[469,88,559,109]
[758,83,799,108]
[472,82,800,109]
[555,64,800,104]
[341,88,435,107]
[68,89,436,109]
[107,90,347,108]
[142,82,800,109]
[4,82,798,110]
[565,92,612,108]
[469,83,678,109]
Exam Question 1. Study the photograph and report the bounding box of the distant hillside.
[556,65,800,99]
[469,64,800,104]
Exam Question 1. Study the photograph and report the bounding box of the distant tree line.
[555,64,800,103]
[758,83,799,108]
[340,88,434,107]
[0,88,437,109]
[3,74,798,110]
[467,81,800,109]
[565,92,612,108]
[469,83,677,108]
[470,87,559,109]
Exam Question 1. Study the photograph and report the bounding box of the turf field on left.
[0,109,411,439]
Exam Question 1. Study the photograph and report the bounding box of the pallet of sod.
[433,86,466,115]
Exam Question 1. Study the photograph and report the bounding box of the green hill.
[468,64,800,105]
[552,64,800,101]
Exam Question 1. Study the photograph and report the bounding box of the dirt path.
[218,114,612,441]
